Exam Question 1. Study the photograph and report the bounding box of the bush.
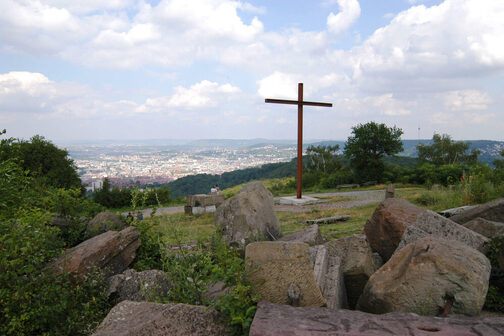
[0,209,110,335]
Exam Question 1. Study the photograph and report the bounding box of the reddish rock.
[50,226,140,276]
[249,301,504,336]
[364,198,426,260]
[93,301,229,336]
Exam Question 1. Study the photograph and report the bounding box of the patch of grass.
[277,202,378,240]
[148,212,216,244]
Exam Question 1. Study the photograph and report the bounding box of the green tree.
[344,122,403,182]
[416,133,480,166]
[493,149,504,169]
[305,145,342,173]
[0,133,82,190]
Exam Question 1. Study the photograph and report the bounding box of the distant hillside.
[168,158,297,197]
[310,139,504,165]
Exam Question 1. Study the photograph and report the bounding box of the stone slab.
[276,195,320,205]
[249,301,504,336]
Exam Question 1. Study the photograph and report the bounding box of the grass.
[133,184,473,248]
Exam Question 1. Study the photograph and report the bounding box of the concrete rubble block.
[186,194,225,208]
[92,300,229,336]
[279,224,325,246]
[215,181,282,249]
[364,198,426,261]
[396,210,490,254]
[324,234,378,309]
[249,301,504,336]
[357,237,491,316]
[50,226,140,277]
[245,241,325,307]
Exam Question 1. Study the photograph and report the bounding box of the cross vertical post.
[265,83,332,199]
[297,83,303,198]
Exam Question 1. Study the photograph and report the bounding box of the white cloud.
[257,72,301,99]
[327,0,361,35]
[444,90,492,111]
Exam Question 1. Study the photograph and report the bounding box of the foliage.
[344,122,404,183]
[0,133,82,190]
[93,179,171,209]
[305,145,342,173]
[131,218,163,271]
[417,133,480,166]
[0,208,110,336]
[167,159,297,197]
[484,236,504,312]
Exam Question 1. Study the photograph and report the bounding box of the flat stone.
[249,301,504,336]
[107,269,171,305]
[450,198,504,224]
[93,301,229,336]
[462,217,504,238]
[279,224,324,246]
[186,194,224,207]
[396,210,489,254]
[276,195,320,205]
[246,241,325,307]
[303,215,351,225]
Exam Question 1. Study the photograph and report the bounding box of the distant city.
[64,138,504,189]
[65,139,301,188]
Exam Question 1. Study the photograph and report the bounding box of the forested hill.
[167,158,297,197]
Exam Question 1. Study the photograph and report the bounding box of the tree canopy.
[0,133,82,190]
[416,133,480,166]
[305,145,342,173]
[344,122,403,182]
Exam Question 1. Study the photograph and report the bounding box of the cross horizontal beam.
[265,98,332,107]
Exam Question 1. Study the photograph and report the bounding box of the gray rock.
[49,226,140,277]
[397,210,489,254]
[385,184,395,199]
[187,194,225,207]
[215,181,282,249]
[324,234,377,309]
[279,224,324,246]
[107,269,170,305]
[462,217,504,238]
[249,301,504,336]
[87,211,127,237]
[310,245,347,309]
[357,237,491,316]
[450,198,504,224]
[92,301,229,336]
[203,281,230,303]
[438,205,478,218]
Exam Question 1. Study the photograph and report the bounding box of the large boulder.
[50,226,140,277]
[364,198,426,261]
[92,301,229,336]
[324,234,378,309]
[279,224,324,246]
[215,181,282,249]
[357,237,491,316]
[450,198,504,224]
[87,211,127,237]
[462,217,504,238]
[107,269,171,305]
[245,241,325,307]
[396,210,489,254]
[249,301,504,336]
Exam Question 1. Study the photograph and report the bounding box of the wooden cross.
[265,83,332,199]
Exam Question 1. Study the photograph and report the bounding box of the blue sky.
[1,0,503,142]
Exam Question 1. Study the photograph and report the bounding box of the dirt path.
[130,189,386,217]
